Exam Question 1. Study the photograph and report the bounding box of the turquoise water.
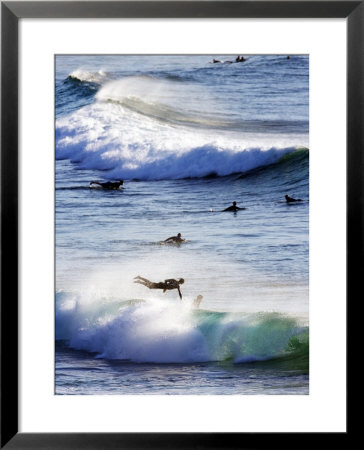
[55,55,309,394]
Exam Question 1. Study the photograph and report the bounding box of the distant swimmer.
[89,180,124,190]
[164,233,186,244]
[285,194,302,203]
[192,295,203,309]
[287,55,291,60]
[223,201,246,212]
[134,276,184,300]
[212,58,221,64]
[235,55,246,62]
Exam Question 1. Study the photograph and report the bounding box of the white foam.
[56,97,307,180]
[69,69,108,84]
[56,291,304,364]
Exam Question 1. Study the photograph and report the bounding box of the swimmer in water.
[223,201,245,212]
[192,295,203,309]
[285,194,302,203]
[134,276,184,300]
[163,233,186,244]
[235,55,246,62]
[89,180,124,190]
[212,58,221,63]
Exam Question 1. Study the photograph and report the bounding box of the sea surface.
[55,55,309,395]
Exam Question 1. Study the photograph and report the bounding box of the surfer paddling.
[134,276,184,300]
[211,56,245,64]
[223,201,245,212]
[163,233,186,244]
[211,58,233,64]
[285,194,302,203]
[89,180,124,190]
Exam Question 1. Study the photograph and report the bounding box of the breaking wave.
[56,291,308,365]
[69,69,109,84]
[56,74,308,180]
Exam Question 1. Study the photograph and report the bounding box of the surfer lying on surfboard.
[89,180,124,190]
[223,201,246,212]
[134,276,184,300]
[211,56,246,64]
[163,233,186,244]
[285,194,302,203]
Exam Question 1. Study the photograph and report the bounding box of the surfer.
[285,194,302,203]
[223,201,245,212]
[89,180,124,190]
[163,233,186,244]
[192,295,203,309]
[211,58,233,64]
[133,276,184,300]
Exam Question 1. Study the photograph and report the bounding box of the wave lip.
[106,145,302,181]
[69,69,109,84]
[95,76,308,133]
[95,75,228,129]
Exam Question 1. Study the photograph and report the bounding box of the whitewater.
[56,59,308,180]
[55,55,309,395]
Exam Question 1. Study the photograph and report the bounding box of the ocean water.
[55,55,309,395]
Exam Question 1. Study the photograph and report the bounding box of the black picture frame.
[1,1,357,448]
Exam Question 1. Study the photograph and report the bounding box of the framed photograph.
[2,1,357,447]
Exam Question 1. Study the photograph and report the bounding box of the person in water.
[192,295,203,309]
[89,180,124,190]
[223,201,245,212]
[235,55,246,62]
[164,233,186,244]
[134,276,184,300]
[285,194,302,203]
[212,58,234,64]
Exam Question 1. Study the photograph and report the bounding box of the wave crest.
[95,75,229,129]
[69,69,109,84]
[56,134,301,180]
